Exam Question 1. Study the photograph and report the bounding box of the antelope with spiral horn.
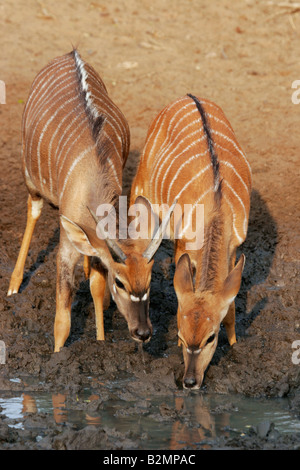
[7,50,175,351]
[130,94,251,389]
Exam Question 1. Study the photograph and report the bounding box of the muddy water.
[0,375,300,450]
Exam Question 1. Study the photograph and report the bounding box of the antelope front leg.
[7,195,43,296]
[177,307,182,347]
[222,250,237,346]
[54,241,80,352]
[89,260,107,341]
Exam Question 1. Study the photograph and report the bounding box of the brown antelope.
[7,50,174,352]
[130,94,252,389]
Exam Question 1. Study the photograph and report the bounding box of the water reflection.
[169,394,231,449]
[0,390,299,449]
[21,392,101,426]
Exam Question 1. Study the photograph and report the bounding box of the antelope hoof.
[7,278,22,296]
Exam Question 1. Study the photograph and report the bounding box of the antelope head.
[174,252,245,389]
[60,196,176,343]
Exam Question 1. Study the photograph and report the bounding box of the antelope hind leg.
[7,195,43,296]
[223,249,237,346]
[83,255,90,280]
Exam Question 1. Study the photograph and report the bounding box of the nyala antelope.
[7,50,174,352]
[130,94,251,389]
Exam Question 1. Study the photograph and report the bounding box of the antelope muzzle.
[182,349,204,390]
[129,301,152,343]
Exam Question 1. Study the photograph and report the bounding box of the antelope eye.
[115,278,125,290]
[206,333,215,345]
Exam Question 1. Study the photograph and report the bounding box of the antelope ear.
[128,195,157,240]
[60,215,112,268]
[221,254,245,306]
[174,253,194,299]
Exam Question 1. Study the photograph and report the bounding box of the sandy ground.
[0,0,300,450]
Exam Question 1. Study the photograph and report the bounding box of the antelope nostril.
[133,327,151,342]
[183,376,197,388]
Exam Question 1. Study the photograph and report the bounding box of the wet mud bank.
[0,182,300,449]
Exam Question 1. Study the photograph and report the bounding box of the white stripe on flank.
[155,130,205,201]
[151,101,195,169]
[102,130,123,167]
[107,157,122,192]
[89,92,129,150]
[215,142,252,187]
[204,110,235,137]
[150,112,203,188]
[168,163,212,236]
[56,119,89,178]
[26,83,76,172]
[140,108,166,166]
[59,145,96,202]
[36,94,77,189]
[143,98,189,166]
[223,194,244,244]
[25,62,74,124]
[166,151,210,203]
[102,131,122,191]
[24,57,71,113]
[179,186,214,238]
[223,180,248,235]
[168,107,199,140]
[220,159,249,194]
[27,75,77,130]
[159,125,207,201]
[53,108,85,166]
[48,102,83,196]
[211,128,252,175]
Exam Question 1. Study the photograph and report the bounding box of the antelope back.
[132,94,251,249]
[22,50,130,215]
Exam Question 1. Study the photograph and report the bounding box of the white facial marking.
[186,348,192,354]
[113,284,117,294]
[130,294,140,302]
[194,348,201,355]
[141,292,148,301]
